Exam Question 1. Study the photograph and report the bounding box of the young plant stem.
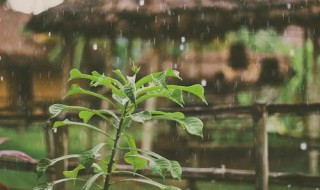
[103,103,129,190]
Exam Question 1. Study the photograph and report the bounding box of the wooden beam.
[2,161,320,188]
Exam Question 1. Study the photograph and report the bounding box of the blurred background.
[1,0,320,189]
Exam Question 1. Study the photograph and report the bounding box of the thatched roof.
[0,7,47,64]
[26,0,320,40]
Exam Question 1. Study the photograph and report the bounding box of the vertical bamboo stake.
[141,43,161,151]
[252,102,268,190]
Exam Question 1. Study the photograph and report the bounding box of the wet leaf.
[150,158,171,178]
[124,134,147,171]
[169,161,182,180]
[136,69,181,88]
[177,117,203,138]
[37,158,53,179]
[49,104,67,118]
[93,156,117,173]
[33,182,53,190]
[79,143,105,170]
[79,111,95,123]
[152,71,167,88]
[53,120,112,138]
[172,84,207,104]
[65,84,114,105]
[130,111,152,123]
[81,172,104,190]
[113,69,128,84]
[123,83,136,104]
[63,165,85,178]
[79,151,95,170]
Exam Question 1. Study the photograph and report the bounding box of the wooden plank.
[2,160,320,188]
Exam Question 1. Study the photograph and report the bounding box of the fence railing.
[1,102,320,190]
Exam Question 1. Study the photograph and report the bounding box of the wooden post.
[252,102,268,190]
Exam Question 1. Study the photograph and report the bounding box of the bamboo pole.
[252,102,268,190]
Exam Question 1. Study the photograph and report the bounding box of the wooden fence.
[1,102,320,190]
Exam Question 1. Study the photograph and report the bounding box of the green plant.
[35,66,206,190]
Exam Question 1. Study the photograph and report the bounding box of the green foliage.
[35,67,206,190]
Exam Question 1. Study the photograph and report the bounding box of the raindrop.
[300,142,307,150]
[287,3,292,9]
[139,0,145,6]
[48,32,51,37]
[0,56,1,61]
[181,36,186,43]
[177,14,180,23]
[287,184,291,188]
[53,128,57,133]
[0,76,3,81]
[201,79,207,87]
[179,44,184,51]
[93,43,98,50]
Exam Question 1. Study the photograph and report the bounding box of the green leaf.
[169,161,182,180]
[136,69,181,88]
[150,111,185,118]
[69,68,83,80]
[130,111,152,123]
[123,83,136,104]
[131,63,140,74]
[150,158,171,178]
[124,134,148,171]
[49,104,118,122]
[65,84,115,106]
[37,155,80,179]
[63,165,85,178]
[53,119,114,139]
[150,112,203,138]
[91,143,106,154]
[113,69,128,84]
[37,158,53,179]
[112,93,129,105]
[33,182,53,190]
[81,172,104,190]
[177,117,203,138]
[152,71,167,88]
[79,111,95,123]
[49,104,67,118]
[93,156,117,173]
[79,143,105,170]
[170,84,207,104]
[170,89,184,106]
[136,88,184,107]
[124,152,148,171]
[79,151,95,170]
[69,68,122,90]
